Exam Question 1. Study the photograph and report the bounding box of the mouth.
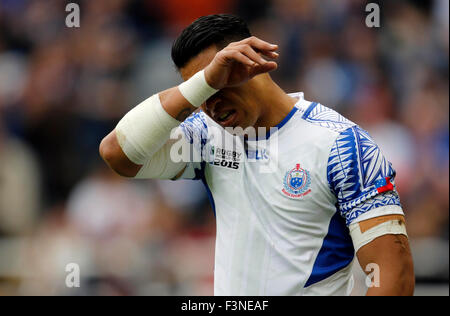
[215,109,238,127]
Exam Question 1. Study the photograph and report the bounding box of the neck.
[253,77,298,130]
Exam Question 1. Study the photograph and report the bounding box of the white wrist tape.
[178,70,218,107]
[115,94,180,165]
[349,215,408,252]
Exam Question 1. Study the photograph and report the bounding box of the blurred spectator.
[0,113,41,236]
[66,164,154,238]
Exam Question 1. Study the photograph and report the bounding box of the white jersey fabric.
[176,92,404,296]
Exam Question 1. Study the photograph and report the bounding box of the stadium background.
[0,0,448,295]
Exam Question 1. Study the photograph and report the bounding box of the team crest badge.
[282,164,312,199]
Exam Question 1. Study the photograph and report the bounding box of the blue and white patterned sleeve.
[327,126,404,226]
[177,111,209,180]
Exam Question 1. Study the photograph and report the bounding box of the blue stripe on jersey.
[195,162,216,217]
[304,210,354,288]
[275,106,298,130]
[301,102,318,119]
[247,106,299,141]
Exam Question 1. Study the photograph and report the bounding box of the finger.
[243,36,278,52]
[225,50,256,67]
[236,44,268,65]
[258,49,279,60]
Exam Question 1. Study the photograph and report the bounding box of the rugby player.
[99,14,414,296]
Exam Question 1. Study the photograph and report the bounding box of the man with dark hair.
[100,14,414,296]
[171,14,252,69]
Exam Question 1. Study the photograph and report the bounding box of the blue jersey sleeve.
[327,126,402,226]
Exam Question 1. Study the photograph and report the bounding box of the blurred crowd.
[0,0,448,295]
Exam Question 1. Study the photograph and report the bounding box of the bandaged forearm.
[116,70,217,165]
[134,139,187,179]
[115,94,180,165]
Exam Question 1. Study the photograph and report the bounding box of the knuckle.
[237,44,249,52]
[242,44,252,53]
[216,51,225,58]
[222,46,232,52]
[224,48,236,56]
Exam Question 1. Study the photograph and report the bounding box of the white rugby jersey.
[177,92,404,296]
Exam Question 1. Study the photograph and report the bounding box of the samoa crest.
[282,164,312,199]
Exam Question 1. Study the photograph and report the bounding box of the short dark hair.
[171,14,252,69]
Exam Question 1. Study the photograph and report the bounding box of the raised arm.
[99,36,278,179]
[99,88,196,178]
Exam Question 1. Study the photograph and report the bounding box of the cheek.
[247,103,260,119]
[199,104,210,116]
[237,106,258,128]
